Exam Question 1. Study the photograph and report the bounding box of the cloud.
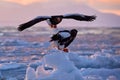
[88,0,120,15]
[1,0,120,15]
[88,0,120,9]
[3,0,120,7]
[3,0,48,5]
[75,0,120,15]
[75,0,120,5]
[75,0,120,9]
[96,0,120,5]
[100,9,120,15]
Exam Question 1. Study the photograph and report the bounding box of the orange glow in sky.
[97,0,120,4]
[0,0,120,26]
[100,9,120,16]
[2,0,120,15]
[86,0,120,15]
[4,0,48,5]
[69,0,120,15]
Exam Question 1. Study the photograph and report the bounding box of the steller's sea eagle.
[18,13,96,31]
[50,29,78,52]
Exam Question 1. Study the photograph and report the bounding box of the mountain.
[0,1,120,27]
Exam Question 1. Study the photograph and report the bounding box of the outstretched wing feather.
[18,16,50,31]
[63,14,96,21]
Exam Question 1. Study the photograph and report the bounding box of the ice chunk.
[6,77,17,80]
[25,67,36,80]
[0,71,3,79]
[36,53,84,80]
[81,68,120,80]
[0,62,26,70]
[43,42,51,48]
[84,75,103,80]
[107,76,117,80]
[69,53,120,68]
[36,65,53,79]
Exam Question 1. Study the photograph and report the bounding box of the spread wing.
[63,13,96,21]
[18,16,50,31]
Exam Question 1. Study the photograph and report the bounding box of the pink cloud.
[97,0,120,5]
[1,0,120,15]
[100,9,120,15]
[4,0,48,5]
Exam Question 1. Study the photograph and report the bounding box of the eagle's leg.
[50,25,57,28]
[63,48,69,52]
[57,46,69,52]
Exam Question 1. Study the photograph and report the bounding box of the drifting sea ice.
[0,32,119,80]
[0,62,26,80]
[25,51,84,80]
[25,67,36,80]
[24,48,120,80]
[0,62,26,70]
[69,52,120,68]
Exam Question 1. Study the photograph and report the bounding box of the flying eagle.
[18,13,96,31]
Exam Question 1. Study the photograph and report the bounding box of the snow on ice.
[25,52,84,80]
[0,62,26,70]
[0,39,120,80]
[0,27,120,80]
[24,48,120,80]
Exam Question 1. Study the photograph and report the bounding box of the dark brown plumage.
[18,13,96,31]
[50,29,78,51]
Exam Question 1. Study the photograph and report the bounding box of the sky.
[1,0,120,15]
[0,0,120,26]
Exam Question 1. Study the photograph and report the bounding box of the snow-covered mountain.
[0,1,120,27]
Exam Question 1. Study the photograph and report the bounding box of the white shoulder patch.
[59,32,70,38]
[46,19,51,25]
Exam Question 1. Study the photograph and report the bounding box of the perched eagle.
[50,29,78,52]
[18,13,96,31]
